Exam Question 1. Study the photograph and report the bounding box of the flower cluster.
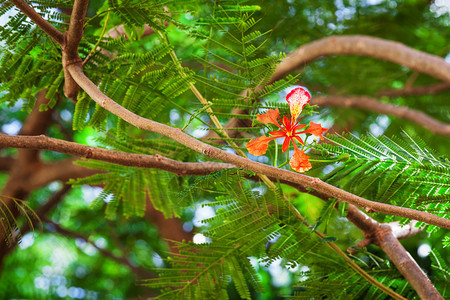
[246,87,327,172]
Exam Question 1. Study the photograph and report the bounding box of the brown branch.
[27,158,101,189]
[10,0,64,45]
[0,134,232,176]
[0,157,15,171]
[207,35,450,141]
[274,35,450,84]
[311,95,450,137]
[62,0,89,101]
[17,90,56,164]
[66,63,450,230]
[283,181,432,298]
[378,82,450,97]
[387,220,421,240]
[3,129,450,232]
[346,205,443,299]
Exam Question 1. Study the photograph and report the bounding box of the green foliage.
[310,132,449,231]
[0,196,41,247]
[69,159,184,218]
[0,0,449,299]
[145,170,333,299]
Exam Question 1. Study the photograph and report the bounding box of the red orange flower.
[246,87,327,172]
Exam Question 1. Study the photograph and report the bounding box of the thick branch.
[346,205,443,299]
[378,82,450,97]
[0,156,14,171]
[312,95,450,137]
[63,0,89,101]
[67,64,450,230]
[387,220,421,240]
[11,0,64,45]
[275,35,450,83]
[27,158,101,189]
[18,90,56,164]
[207,35,450,141]
[0,134,232,175]
[7,99,450,233]
[66,0,89,53]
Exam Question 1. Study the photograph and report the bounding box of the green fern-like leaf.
[310,132,450,230]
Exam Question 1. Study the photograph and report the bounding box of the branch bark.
[2,131,449,231]
[0,134,232,176]
[311,95,450,137]
[275,35,450,84]
[0,91,58,269]
[10,0,64,45]
[346,205,443,300]
[378,82,450,97]
[62,0,90,101]
[65,64,450,230]
[206,35,450,141]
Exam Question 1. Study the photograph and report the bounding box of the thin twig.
[11,0,64,45]
[82,11,110,67]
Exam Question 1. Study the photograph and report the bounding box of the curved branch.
[285,184,434,299]
[346,205,443,300]
[312,95,450,137]
[66,64,450,230]
[274,35,450,83]
[0,134,233,176]
[63,0,89,101]
[11,0,64,45]
[207,35,450,141]
[378,82,450,97]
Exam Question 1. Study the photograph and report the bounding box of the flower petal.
[293,136,304,145]
[257,109,281,128]
[289,149,312,173]
[282,136,291,152]
[246,135,276,156]
[269,130,287,138]
[304,121,328,139]
[286,87,311,121]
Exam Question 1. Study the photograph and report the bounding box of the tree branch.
[65,64,450,230]
[378,82,450,97]
[206,35,450,141]
[346,205,443,299]
[0,134,232,175]
[63,0,89,101]
[11,0,64,45]
[0,156,14,171]
[2,131,449,231]
[311,95,450,137]
[274,35,450,83]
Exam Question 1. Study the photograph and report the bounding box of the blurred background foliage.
[0,0,449,298]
